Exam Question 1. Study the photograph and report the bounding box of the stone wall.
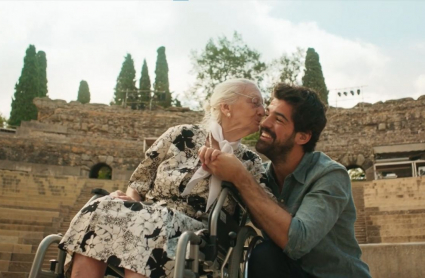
[360,177,425,243]
[34,95,425,173]
[317,96,425,172]
[360,242,425,278]
[0,98,204,180]
[34,98,204,140]
[1,96,425,180]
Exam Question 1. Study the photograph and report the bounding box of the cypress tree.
[114,54,137,108]
[37,51,48,97]
[77,80,91,104]
[302,48,328,104]
[139,59,151,105]
[154,46,171,107]
[9,45,39,127]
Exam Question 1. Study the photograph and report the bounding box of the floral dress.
[58,124,273,277]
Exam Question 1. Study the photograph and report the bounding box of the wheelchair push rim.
[227,226,263,278]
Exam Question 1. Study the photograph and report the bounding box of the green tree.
[172,95,182,107]
[154,46,171,107]
[267,48,304,87]
[139,59,151,107]
[114,54,137,108]
[9,45,40,127]
[302,48,328,104]
[188,31,266,104]
[0,114,7,128]
[77,80,91,104]
[37,51,48,97]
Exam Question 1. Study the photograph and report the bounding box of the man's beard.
[255,127,295,163]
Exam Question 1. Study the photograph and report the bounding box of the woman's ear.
[220,103,231,117]
[295,131,312,146]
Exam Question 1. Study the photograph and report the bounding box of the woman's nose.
[257,105,265,116]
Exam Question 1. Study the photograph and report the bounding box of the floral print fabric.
[59,124,273,277]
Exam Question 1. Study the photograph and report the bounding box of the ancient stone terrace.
[0,170,425,277]
[0,170,126,278]
[1,96,425,182]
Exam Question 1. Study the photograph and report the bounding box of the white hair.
[201,78,259,130]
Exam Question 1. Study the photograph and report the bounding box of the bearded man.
[199,84,371,278]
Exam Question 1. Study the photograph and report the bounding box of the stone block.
[0,252,11,260]
[98,155,107,163]
[361,243,425,278]
[0,260,10,271]
[0,272,28,278]
[7,261,32,272]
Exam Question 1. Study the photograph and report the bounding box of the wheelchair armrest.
[91,188,110,196]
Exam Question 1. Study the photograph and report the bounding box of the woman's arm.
[128,125,186,197]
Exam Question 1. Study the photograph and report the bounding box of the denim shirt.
[263,151,371,278]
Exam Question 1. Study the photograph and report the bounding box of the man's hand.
[198,146,249,185]
[199,146,291,249]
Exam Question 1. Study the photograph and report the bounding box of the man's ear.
[295,131,312,146]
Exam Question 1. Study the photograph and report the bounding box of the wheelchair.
[29,182,263,278]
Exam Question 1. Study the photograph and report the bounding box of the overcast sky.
[1,0,424,119]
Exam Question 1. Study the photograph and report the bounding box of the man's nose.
[260,114,272,129]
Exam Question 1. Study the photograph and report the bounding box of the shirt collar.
[265,152,314,186]
[291,152,314,185]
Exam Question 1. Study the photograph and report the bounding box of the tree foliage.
[9,45,40,127]
[188,32,266,103]
[348,167,366,181]
[0,114,7,128]
[154,46,171,107]
[139,59,151,103]
[77,80,91,104]
[114,54,137,108]
[36,51,48,97]
[267,48,304,86]
[302,48,328,104]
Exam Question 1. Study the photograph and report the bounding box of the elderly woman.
[58,78,274,278]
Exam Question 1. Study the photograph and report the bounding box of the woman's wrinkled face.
[228,85,265,136]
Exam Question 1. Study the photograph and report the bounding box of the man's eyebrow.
[274,111,289,122]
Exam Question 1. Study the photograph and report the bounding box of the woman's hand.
[198,146,248,184]
[198,146,222,166]
[110,187,142,202]
[110,190,135,201]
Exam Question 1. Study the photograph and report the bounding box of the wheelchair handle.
[91,188,110,196]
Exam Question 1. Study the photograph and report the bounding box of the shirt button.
[280,199,284,203]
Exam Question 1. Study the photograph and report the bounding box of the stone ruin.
[0,95,425,180]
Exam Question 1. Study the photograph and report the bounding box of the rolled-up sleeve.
[283,169,351,260]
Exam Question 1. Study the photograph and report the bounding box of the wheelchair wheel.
[227,226,262,278]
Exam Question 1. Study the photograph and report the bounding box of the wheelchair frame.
[29,183,263,278]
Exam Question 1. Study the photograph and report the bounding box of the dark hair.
[273,83,327,152]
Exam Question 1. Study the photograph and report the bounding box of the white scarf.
[181,121,240,211]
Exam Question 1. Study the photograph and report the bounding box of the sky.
[1,0,424,119]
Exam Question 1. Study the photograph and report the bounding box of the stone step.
[0,236,19,244]
[0,224,57,233]
[0,199,65,210]
[0,230,44,239]
[7,260,33,272]
[0,244,32,254]
[0,271,28,278]
[10,253,35,262]
[0,219,58,227]
[0,259,9,272]
[0,208,60,218]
